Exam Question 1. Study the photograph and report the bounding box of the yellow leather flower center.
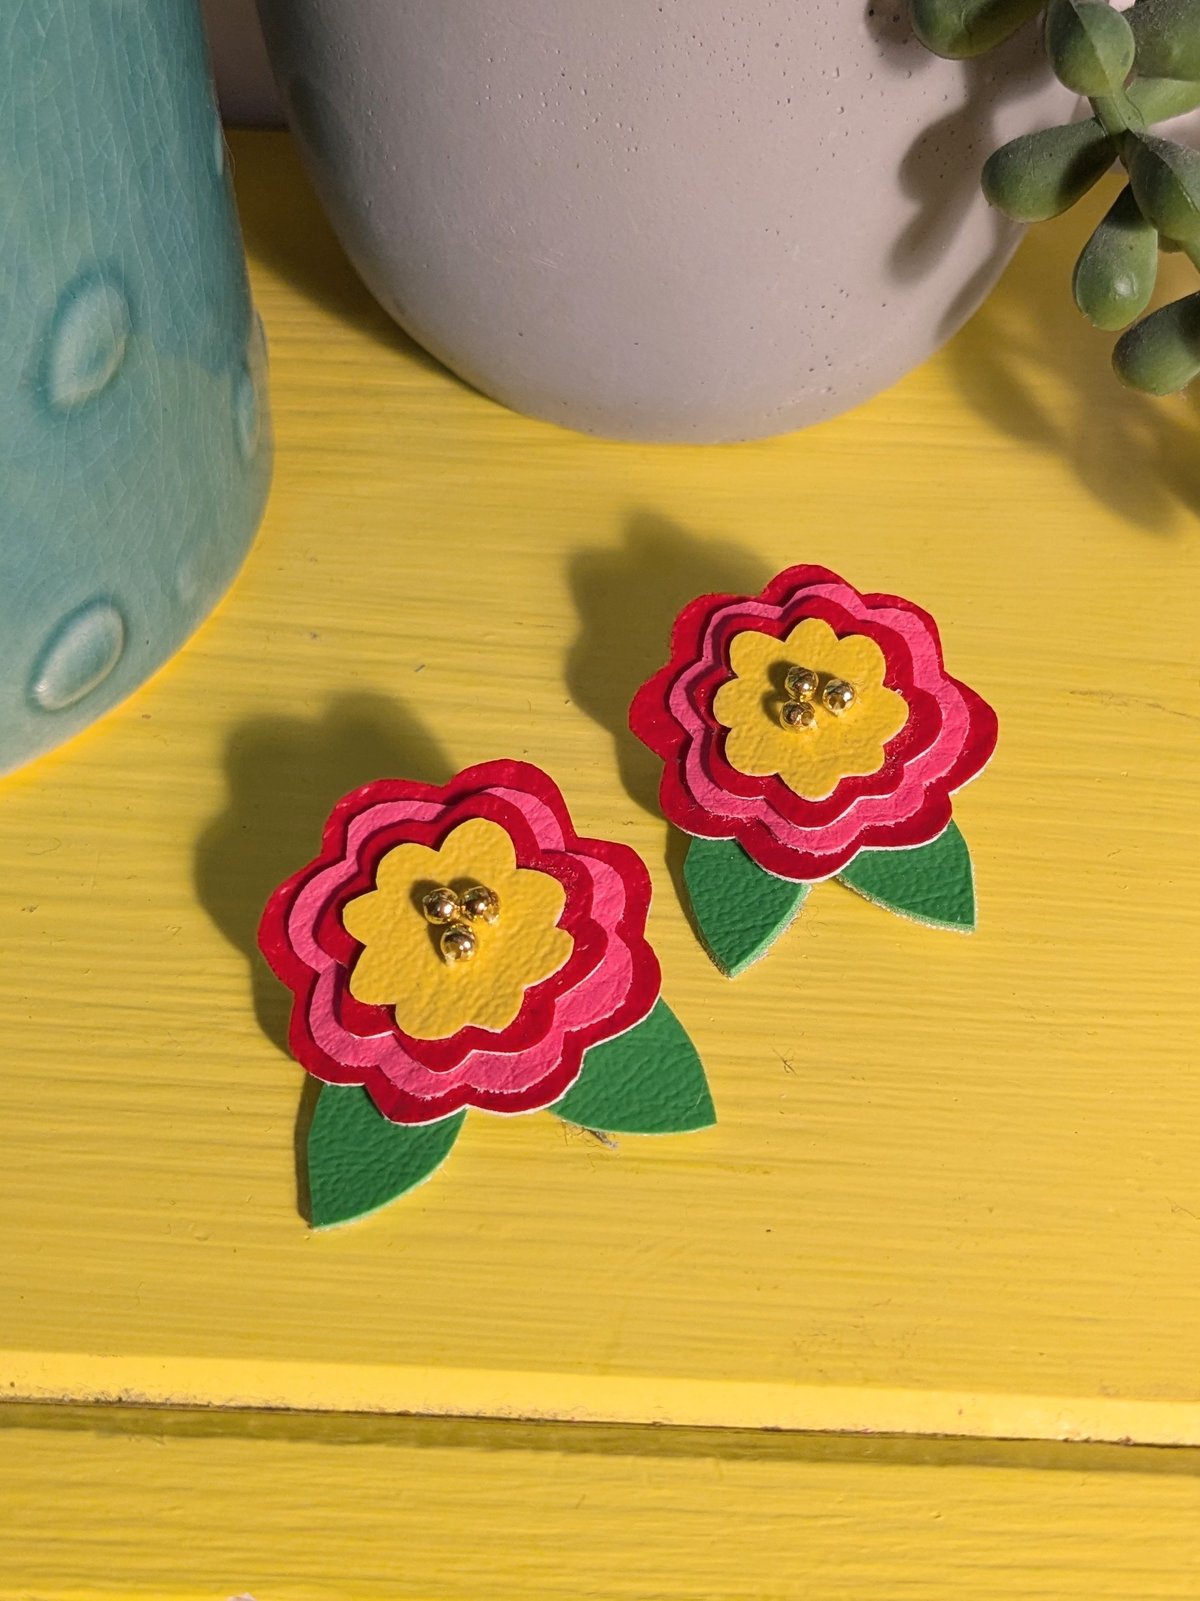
[712,619,909,801]
[342,817,573,1040]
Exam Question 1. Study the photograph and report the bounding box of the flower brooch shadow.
[630,566,998,976]
[259,761,714,1227]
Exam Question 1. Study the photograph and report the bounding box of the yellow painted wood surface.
[3,1405,1199,1601]
[3,134,1200,1446]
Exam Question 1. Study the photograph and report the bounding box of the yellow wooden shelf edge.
[4,1404,1200,1601]
[8,1349,1200,1449]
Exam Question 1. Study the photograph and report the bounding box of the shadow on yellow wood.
[1,135,1199,1438]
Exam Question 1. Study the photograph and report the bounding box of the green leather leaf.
[837,821,976,932]
[684,835,810,977]
[307,1085,465,1229]
[549,1000,716,1134]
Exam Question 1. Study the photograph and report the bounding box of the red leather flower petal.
[630,566,997,881]
[259,761,661,1124]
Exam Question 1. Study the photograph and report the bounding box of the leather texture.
[341,818,572,1041]
[307,1088,465,1229]
[838,820,976,931]
[713,619,907,799]
[684,834,810,976]
[550,999,715,1134]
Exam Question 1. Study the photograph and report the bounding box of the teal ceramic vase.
[0,0,272,777]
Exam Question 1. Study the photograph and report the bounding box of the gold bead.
[780,699,817,730]
[422,886,461,926]
[784,666,819,702]
[461,884,500,925]
[822,678,856,715]
[440,924,478,963]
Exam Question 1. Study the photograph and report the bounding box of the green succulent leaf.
[1126,133,1200,242]
[1072,183,1159,329]
[909,0,1045,57]
[983,119,1116,221]
[1128,0,1200,81]
[1045,0,1136,95]
[1113,292,1200,393]
[1126,75,1200,127]
[911,0,1200,399]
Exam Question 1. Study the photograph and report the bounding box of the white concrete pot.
[257,1,1069,442]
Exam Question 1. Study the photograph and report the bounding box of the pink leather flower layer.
[630,566,998,882]
[259,761,661,1124]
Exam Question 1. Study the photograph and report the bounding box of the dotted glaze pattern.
[1,0,273,775]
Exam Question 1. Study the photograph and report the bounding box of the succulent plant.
[910,0,1200,393]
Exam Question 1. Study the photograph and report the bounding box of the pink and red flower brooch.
[629,565,998,975]
[260,760,714,1226]
[260,565,996,1225]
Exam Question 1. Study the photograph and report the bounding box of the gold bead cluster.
[421,884,501,964]
[780,664,856,729]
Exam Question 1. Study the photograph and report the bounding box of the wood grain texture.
[3,1405,1200,1601]
[2,134,1199,1437]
